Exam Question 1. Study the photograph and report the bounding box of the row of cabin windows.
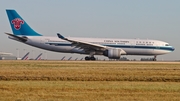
[49,40,66,43]
[137,41,154,44]
[50,40,155,44]
[92,42,126,45]
[93,41,155,44]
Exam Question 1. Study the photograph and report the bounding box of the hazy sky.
[0,0,179,60]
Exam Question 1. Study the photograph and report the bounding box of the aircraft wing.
[57,33,107,51]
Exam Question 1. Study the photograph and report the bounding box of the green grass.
[0,61,180,101]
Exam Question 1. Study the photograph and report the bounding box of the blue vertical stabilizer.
[6,9,42,36]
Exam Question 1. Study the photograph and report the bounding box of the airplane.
[5,9,175,61]
[80,58,83,61]
[68,57,72,61]
[35,53,43,60]
[61,56,66,60]
[21,52,30,60]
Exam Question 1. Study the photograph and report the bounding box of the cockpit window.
[165,44,169,46]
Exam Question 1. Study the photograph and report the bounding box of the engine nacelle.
[103,48,121,59]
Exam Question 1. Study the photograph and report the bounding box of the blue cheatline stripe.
[47,43,174,51]
[104,45,174,51]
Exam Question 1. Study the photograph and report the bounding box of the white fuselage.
[11,36,174,56]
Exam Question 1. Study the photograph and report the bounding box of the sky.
[0,0,179,60]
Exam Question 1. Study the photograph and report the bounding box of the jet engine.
[103,48,121,59]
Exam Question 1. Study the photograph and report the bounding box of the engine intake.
[103,48,121,59]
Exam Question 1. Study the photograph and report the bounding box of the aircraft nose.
[172,47,175,51]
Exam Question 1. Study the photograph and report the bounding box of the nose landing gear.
[153,56,157,61]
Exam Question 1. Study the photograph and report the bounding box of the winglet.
[57,33,67,40]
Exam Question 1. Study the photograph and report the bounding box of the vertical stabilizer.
[21,52,30,60]
[6,9,42,36]
[35,53,43,60]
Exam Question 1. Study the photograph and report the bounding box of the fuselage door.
[154,43,160,50]
[130,40,136,48]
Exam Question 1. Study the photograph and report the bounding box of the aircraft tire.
[90,57,96,60]
[85,56,90,61]
[153,58,157,61]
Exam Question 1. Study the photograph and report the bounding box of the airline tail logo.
[11,18,24,30]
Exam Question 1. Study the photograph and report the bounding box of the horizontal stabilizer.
[5,32,28,42]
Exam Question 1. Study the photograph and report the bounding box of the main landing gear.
[85,51,96,61]
[85,56,96,60]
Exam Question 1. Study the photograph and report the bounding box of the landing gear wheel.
[85,56,90,60]
[153,58,157,61]
[90,57,96,60]
[85,56,96,61]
